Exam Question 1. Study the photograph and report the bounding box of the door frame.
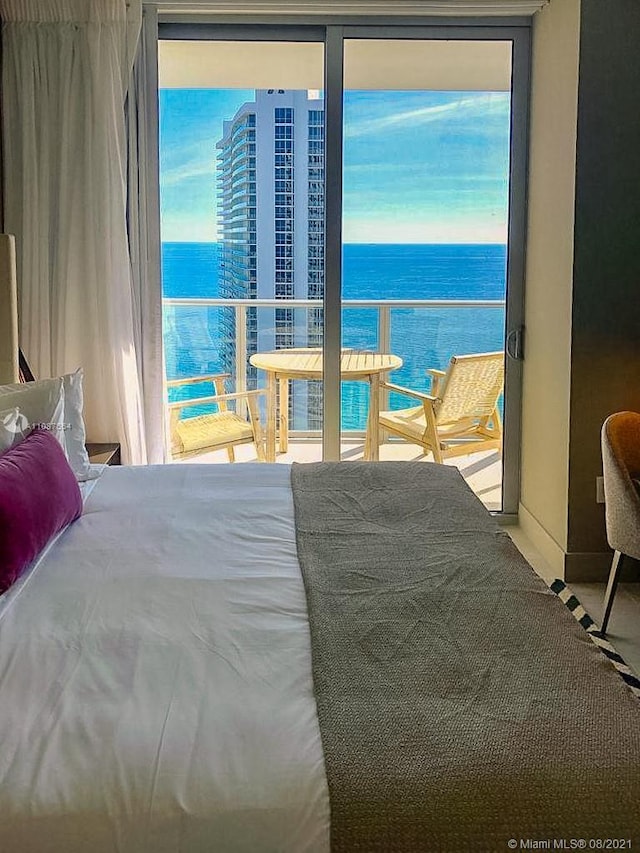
[158,18,531,517]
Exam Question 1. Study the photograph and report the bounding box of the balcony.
[163,297,506,511]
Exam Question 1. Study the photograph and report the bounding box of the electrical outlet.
[596,476,605,504]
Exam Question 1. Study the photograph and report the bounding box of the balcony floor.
[173,440,503,512]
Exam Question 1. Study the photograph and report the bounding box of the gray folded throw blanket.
[291,461,640,852]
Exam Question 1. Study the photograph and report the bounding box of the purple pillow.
[0,428,82,592]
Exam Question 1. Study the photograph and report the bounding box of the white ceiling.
[159,38,512,90]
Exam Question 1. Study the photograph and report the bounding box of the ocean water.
[162,242,507,429]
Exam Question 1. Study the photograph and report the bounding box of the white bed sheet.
[0,464,106,621]
[0,463,330,853]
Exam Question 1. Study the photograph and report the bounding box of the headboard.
[0,234,19,384]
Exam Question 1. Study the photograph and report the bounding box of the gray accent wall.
[567,0,640,579]
[521,0,640,581]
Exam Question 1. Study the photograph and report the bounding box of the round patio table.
[249,348,403,462]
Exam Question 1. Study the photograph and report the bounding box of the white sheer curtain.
[1,0,152,464]
[126,6,165,465]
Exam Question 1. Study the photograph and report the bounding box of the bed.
[1,458,640,852]
[1,233,640,851]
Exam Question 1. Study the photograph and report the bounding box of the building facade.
[217,89,324,429]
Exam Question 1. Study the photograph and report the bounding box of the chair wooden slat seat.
[176,411,255,455]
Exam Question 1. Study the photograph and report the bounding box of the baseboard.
[517,503,566,579]
[515,503,640,583]
[564,551,640,583]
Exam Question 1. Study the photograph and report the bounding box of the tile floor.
[560,581,640,676]
[508,527,640,677]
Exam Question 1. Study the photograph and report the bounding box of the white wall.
[518,0,581,575]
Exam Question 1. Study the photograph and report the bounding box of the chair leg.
[246,396,266,463]
[227,447,236,463]
[601,550,625,634]
[422,403,443,464]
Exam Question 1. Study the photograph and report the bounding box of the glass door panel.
[159,40,325,464]
[341,38,512,511]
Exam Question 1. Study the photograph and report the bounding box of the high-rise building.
[217,89,324,429]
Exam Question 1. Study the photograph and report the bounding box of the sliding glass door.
[159,37,326,463]
[158,22,528,515]
[339,36,515,511]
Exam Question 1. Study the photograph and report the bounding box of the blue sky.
[159,89,511,244]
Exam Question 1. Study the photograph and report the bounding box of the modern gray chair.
[600,411,640,633]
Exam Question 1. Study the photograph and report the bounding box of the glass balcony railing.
[162,297,506,434]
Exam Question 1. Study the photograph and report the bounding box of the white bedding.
[0,464,330,853]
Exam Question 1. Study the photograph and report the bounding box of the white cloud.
[161,213,218,242]
[161,160,216,188]
[344,163,507,184]
[345,93,510,139]
[343,215,507,245]
[160,138,218,187]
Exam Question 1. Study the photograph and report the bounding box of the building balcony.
[163,296,506,512]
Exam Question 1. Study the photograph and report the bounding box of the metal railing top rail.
[163,297,506,308]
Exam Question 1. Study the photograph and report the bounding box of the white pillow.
[0,378,66,452]
[0,371,91,480]
[0,407,32,452]
[61,369,91,481]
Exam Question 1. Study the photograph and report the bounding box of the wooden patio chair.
[167,373,266,462]
[370,351,504,463]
